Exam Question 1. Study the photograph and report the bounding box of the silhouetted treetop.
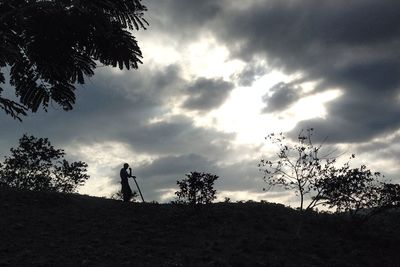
[260,128,400,223]
[0,134,89,193]
[0,0,148,120]
[175,172,218,205]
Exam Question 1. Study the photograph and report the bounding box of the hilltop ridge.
[1,187,399,266]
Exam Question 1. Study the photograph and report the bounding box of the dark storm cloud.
[289,93,400,143]
[145,0,224,40]
[0,64,182,147]
[144,0,400,142]
[120,115,235,157]
[232,61,269,87]
[356,136,399,156]
[210,0,400,142]
[214,160,264,192]
[217,1,400,67]
[0,64,236,158]
[262,82,301,113]
[136,154,217,178]
[182,77,234,112]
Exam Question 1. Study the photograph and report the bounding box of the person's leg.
[123,191,129,202]
[122,183,132,202]
[122,182,129,202]
[126,186,133,202]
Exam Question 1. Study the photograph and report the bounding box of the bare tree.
[259,129,335,211]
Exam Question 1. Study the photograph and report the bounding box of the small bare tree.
[259,129,335,211]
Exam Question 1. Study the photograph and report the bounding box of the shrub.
[318,164,400,223]
[175,172,218,204]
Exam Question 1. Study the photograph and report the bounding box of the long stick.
[133,177,145,203]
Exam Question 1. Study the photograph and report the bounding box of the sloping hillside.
[1,187,399,266]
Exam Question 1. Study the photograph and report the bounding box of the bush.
[175,172,218,204]
[318,164,400,223]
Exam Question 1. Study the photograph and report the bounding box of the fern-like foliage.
[0,0,148,119]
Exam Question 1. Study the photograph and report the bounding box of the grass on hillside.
[1,187,399,266]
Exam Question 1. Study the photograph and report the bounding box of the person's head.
[123,163,129,169]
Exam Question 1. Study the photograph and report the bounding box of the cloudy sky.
[1,0,400,205]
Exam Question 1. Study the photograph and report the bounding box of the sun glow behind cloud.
[191,75,342,147]
[182,36,244,80]
[144,35,344,149]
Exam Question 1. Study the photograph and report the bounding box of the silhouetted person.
[120,163,135,202]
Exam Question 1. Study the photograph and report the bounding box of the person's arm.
[128,167,136,178]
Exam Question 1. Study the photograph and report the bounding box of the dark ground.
[1,187,399,267]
